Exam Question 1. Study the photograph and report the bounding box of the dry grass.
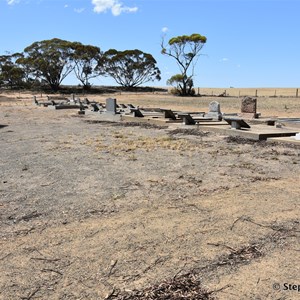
[1,88,299,117]
[0,94,300,300]
[83,134,199,156]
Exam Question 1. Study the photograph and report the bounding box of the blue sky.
[1,0,299,88]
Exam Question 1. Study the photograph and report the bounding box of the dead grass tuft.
[168,128,211,137]
[111,273,215,300]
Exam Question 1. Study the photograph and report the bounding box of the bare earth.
[0,92,300,300]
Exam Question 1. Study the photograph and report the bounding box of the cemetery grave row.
[33,95,300,143]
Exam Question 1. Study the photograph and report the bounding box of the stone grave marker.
[106,98,117,114]
[240,97,258,118]
[223,117,251,130]
[205,101,222,120]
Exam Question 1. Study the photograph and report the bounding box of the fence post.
[296,89,299,98]
[255,89,258,97]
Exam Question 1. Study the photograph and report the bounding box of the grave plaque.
[205,101,222,120]
[224,117,251,130]
[106,98,117,114]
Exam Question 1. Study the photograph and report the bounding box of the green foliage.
[169,34,207,45]
[0,54,25,89]
[167,74,195,96]
[1,38,162,91]
[18,38,76,91]
[161,33,207,96]
[101,49,161,88]
[167,74,185,86]
[72,43,103,90]
[169,87,181,96]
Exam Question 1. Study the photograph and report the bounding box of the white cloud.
[7,0,20,5]
[220,58,229,62]
[74,7,85,13]
[162,27,169,33]
[64,4,69,8]
[92,0,138,16]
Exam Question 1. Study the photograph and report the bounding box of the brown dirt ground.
[0,92,300,300]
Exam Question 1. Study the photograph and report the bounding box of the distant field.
[192,87,300,98]
[1,88,300,117]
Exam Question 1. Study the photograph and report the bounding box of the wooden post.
[296,89,299,98]
[198,87,200,95]
[255,89,258,97]
[239,90,240,98]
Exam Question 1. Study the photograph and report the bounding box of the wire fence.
[194,88,299,98]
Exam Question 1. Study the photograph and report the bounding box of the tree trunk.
[50,83,60,92]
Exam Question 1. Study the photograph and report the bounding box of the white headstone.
[205,101,222,120]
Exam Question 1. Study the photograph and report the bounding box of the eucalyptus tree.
[161,33,207,96]
[0,53,25,89]
[18,38,76,91]
[72,43,103,90]
[101,49,161,88]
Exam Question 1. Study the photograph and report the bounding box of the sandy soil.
[0,92,300,299]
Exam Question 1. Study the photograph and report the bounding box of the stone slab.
[195,121,228,126]
[268,136,300,145]
[84,111,122,122]
[238,112,260,119]
[205,112,223,120]
[223,117,251,129]
[160,109,178,120]
[130,108,144,118]
[198,125,299,141]
[247,118,277,126]
[277,118,300,129]
[54,104,81,110]
[121,115,182,125]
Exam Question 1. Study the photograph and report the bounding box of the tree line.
[0,34,206,96]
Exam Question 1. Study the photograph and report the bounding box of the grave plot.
[32,95,300,143]
[204,100,223,120]
[42,94,300,147]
